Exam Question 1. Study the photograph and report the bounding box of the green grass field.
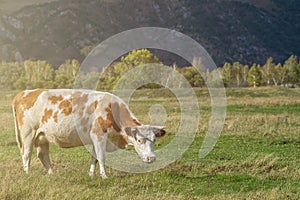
[0,88,299,199]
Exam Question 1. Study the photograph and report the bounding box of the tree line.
[219,56,300,88]
[0,59,80,90]
[0,49,299,90]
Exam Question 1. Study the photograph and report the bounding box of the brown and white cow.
[12,89,165,178]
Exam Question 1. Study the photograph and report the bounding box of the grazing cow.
[12,89,165,178]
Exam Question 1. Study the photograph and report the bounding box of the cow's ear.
[124,127,137,138]
[152,126,166,137]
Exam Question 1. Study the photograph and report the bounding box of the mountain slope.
[0,0,299,66]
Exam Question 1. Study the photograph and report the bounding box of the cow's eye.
[137,139,144,144]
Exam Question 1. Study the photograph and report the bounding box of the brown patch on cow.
[87,101,98,115]
[12,91,25,106]
[91,101,141,141]
[22,89,45,110]
[48,95,64,104]
[59,100,72,116]
[12,89,45,126]
[12,91,25,126]
[53,111,58,123]
[92,104,121,140]
[42,109,53,124]
[105,104,123,132]
[17,109,24,126]
[91,117,105,140]
[112,103,141,128]
[94,114,119,134]
[72,92,89,115]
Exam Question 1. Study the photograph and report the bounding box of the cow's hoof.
[89,172,95,177]
[101,174,108,179]
[48,168,54,175]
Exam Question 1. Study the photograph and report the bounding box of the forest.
[0,49,299,90]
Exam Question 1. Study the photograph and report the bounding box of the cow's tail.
[12,104,23,153]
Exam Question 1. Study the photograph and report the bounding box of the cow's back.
[13,89,140,148]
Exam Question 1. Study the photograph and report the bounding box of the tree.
[241,65,249,87]
[83,70,101,89]
[97,49,162,90]
[0,62,24,90]
[23,60,55,88]
[120,49,161,68]
[207,68,224,88]
[248,64,262,87]
[179,66,205,87]
[262,57,275,86]
[272,63,288,86]
[192,57,208,84]
[55,59,80,88]
[222,62,233,87]
[232,62,242,87]
[284,55,300,84]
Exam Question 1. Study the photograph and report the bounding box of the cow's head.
[125,125,165,163]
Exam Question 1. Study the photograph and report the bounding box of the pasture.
[0,88,300,199]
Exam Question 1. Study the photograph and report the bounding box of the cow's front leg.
[91,133,108,179]
[89,147,98,177]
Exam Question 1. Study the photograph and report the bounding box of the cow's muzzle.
[143,156,156,163]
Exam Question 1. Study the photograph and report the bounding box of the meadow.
[0,87,299,199]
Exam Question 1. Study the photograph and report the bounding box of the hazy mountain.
[0,0,299,66]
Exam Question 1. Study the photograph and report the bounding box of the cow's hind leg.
[36,133,53,174]
[21,129,35,173]
[89,146,98,177]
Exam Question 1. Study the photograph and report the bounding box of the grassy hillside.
[0,88,299,199]
[0,0,299,66]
